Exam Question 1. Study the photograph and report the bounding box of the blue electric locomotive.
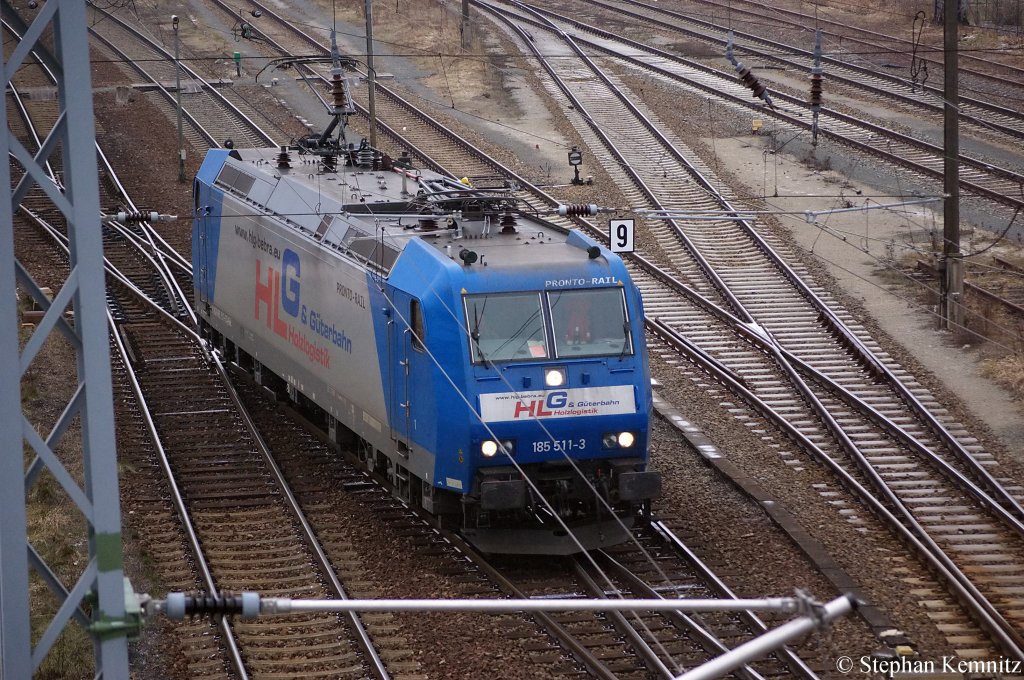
[192,139,660,554]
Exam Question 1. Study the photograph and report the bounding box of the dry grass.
[981,352,1024,399]
[888,242,1024,402]
[20,322,94,679]
[788,0,1024,67]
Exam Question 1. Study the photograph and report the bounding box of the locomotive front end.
[452,231,661,554]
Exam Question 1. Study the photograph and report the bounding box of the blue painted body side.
[370,239,470,491]
[192,150,231,302]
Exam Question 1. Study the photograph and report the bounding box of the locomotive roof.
[213,146,598,275]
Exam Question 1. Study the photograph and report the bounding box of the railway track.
[11,13,795,676]
[77,5,847,675]
[12,0,1024,670]
[480,0,1024,217]
[186,0,1024,659]
[85,3,277,150]
[198,0,1024,658]
[240,370,832,678]
[663,0,1024,105]
[477,4,1024,658]
[8,18,398,676]
[541,0,1024,143]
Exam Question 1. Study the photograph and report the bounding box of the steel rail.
[272,397,628,680]
[647,318,1024,660]
[7,77,195,337]
[647,523,819,678]
[211,355,392,680]
[485,0,1024,521]
[95,147,193,324]
[8,34,184,319]
[208,0,1024,534]
[19,207,198,338]
[93,19,589,667]
[636,0,1024,89]
[87,2,278,147]
[4,64,58,183]
[84,21,220,148]
[629,247,1024,533]
[104,218,194,323]
[6,16,193,322]
[651,522,819,675]
[95,142,193,275]
[572,559,677,679]
[584,0,1024,136]
[483,1,754,321]
[108,320,250,678]
[489,0,1024,212]
[591,551,773,680]
[235,0,1024,541]
[30,205,386,677]
[519,0,1024,174]
[20,204,246,677]
[121,0,1024,663]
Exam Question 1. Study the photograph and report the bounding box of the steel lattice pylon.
[1,0,131,677]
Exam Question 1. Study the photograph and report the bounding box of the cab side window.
[410,299,425,352]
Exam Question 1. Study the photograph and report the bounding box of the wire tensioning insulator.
[735,63,773,107]
[115,210,177,224]
[116,210,157,224]
[557,203,599,216]
[810,69,824,110]
[330,69,346,111]
[165,591,260,620]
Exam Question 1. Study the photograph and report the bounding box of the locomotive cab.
[383,227,660,554]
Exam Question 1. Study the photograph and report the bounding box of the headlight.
[603,431,636,449]
[481,439,515,457]
[545,367,566,387]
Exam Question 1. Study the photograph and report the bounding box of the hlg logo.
[513,391,568,418]
[281,248,300,318]
[255,248,301,337]
[546,391,568,408]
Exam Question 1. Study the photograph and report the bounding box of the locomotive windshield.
[549,288,633,359]
[465,288,633,364]
[466,292,548,363]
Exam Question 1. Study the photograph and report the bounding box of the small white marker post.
[609,219,635,253]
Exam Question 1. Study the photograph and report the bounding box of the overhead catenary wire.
[359,208,704,673]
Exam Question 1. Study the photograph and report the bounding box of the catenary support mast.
[940,0,963,328]
[1,0,131,676]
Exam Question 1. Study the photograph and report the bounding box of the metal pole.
[2,1,131,674]
[364,0,377,148]
[173,15,186,182]
[161,593,826,616]
[940,0,963,328]
[0,45,31,673]
[675,595,857,680]
[460,0,470,50]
